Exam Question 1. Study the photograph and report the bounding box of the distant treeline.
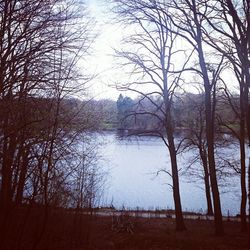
[90,92,241,137]
[0,91,239,135]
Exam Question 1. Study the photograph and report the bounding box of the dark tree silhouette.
[199,0,250,233]
[154,0,225,235]
[0,1,99,248]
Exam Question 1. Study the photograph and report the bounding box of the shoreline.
[81,208,242,222]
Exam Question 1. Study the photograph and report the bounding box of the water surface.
[98,132,241,216]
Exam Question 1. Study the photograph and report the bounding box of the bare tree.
[0,0,99,247]
[180,92,214,216]
[198,0,250,232]
[151,0,226,235]
[112,0,199,231]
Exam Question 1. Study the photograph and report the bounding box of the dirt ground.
[0,209,249,250]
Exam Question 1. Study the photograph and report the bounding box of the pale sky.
[83,0,239,101]
[84,0,124,100]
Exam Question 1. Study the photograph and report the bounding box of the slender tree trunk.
[204,173,213,216]
[200,149,214,215]
[244,64,250,242]
[239,84,247,231]
[248,157,250,247]
[0,133,16,212]
[190,0,224,235]
[0,122,16,249]
[15,151,29,205]
[239,138,247,231]
[198,49,224,236]
[166,114,186,231]
[194,27,223,235]
[204,86,224,236]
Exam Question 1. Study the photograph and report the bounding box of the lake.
[96,131,242,216]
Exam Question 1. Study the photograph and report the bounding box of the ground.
[0,208,248,250]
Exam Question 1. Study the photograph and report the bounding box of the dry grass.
[0,208,248,250]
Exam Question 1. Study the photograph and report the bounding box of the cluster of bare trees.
[0,0,105,246]
[112,0,250,236]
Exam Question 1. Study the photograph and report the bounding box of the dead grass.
[0,208,248,250]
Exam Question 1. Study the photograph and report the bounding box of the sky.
[83,0,239,101]
[84,0,124,100]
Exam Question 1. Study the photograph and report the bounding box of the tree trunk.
[0,132,16,212]
[15,150,29,205]
[0,125,16,249]
[194,26,223,235]
[200,149,214,215]
[239,84,247,231]
[204,84,224,236]
[239,138,247,231]
[198,45,224,236]
[190,0,223,235]
[166,116,186,231]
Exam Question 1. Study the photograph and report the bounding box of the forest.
[0,0,249,249]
